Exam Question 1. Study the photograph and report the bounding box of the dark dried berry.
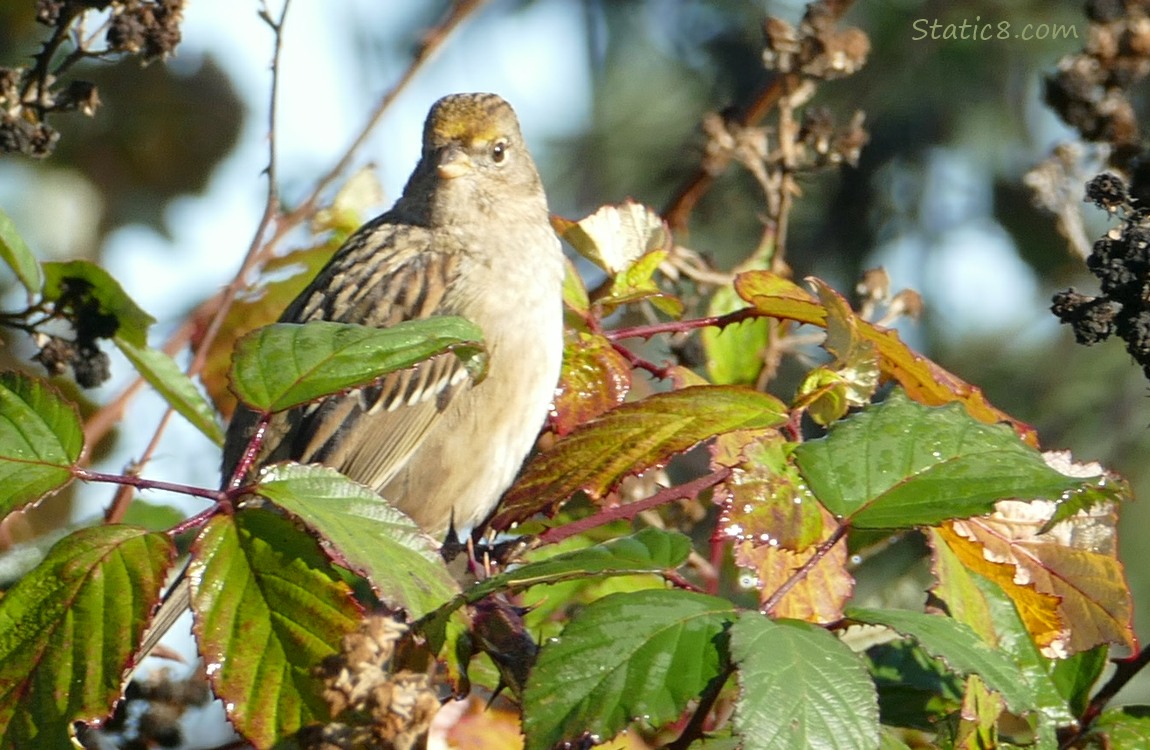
[1085,172,1128,212]
[1087,0,1126,23]
[1052,290,1117,345]
[1116,308,1150,362]
[32,336,76,377]
[71,345,110,388]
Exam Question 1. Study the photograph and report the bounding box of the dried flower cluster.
[1052,174,1150,378]
[762,0,870,80]
[699,0,869,225]
[301,615,441,750]
[1045,0,1150,159]
[1,0,185,158]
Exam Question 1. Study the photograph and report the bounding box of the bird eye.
[491,140,508,164]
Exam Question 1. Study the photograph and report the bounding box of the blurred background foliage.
[2,0,1148,701]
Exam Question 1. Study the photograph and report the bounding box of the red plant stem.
[72,468,224,503]
[608,340,674,380]
[537,468,732,546]
[167,504,224,538]
[227,412,271,490]
[1064,645,1150,748]
[606,307,762,343]
[760,521,850,614]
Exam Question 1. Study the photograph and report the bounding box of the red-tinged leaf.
[734,271,1037,444]
[942,497,1135,658]
[0,371,83,515]
[717,433,850,623]
[253,463,458,619]
[491,386,788,531]
[736,523,852,623]
[562,255,590,318]
[552,331,632,436]
[190,510,362,747]
[197,243,340,419]
[0,526,175,748]
[714,432,823,551]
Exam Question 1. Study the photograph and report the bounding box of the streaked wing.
[223,214,467,491]
[293,348,471,492]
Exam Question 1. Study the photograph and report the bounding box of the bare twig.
[1060,645,1150,748]
[73,468,224,503]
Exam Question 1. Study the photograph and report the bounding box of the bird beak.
[437,145,473,179]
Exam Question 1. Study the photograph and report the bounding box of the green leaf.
[114,337,225,445]
[0,208,43,296]
[487,527,691,594]
[729,612,879,750]
[42,260,155,347]
[1050,645,1108,718]
[0,372,83,515]
[793,389,1110,529]
[1085,706,1150,748]
[0,526,175,749]
[424,529,690,662]
[701,283,769,385]
[230,318,485,413]
[522,589,735,750]
[970,573,1076,726]
[847,606,1037,714]
[254,463,458,619]
[493,385,788,529]
[190,509,362,747]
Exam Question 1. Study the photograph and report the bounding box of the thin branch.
[73,468,225,503]
[1062,646,1150,748]
[279,0,492,227]
[665,665,736,750]
[606,307,761,343]
[185,0,292,382]
[662,77,788,233]
[537,468,732,546]
[227,412,271,490]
